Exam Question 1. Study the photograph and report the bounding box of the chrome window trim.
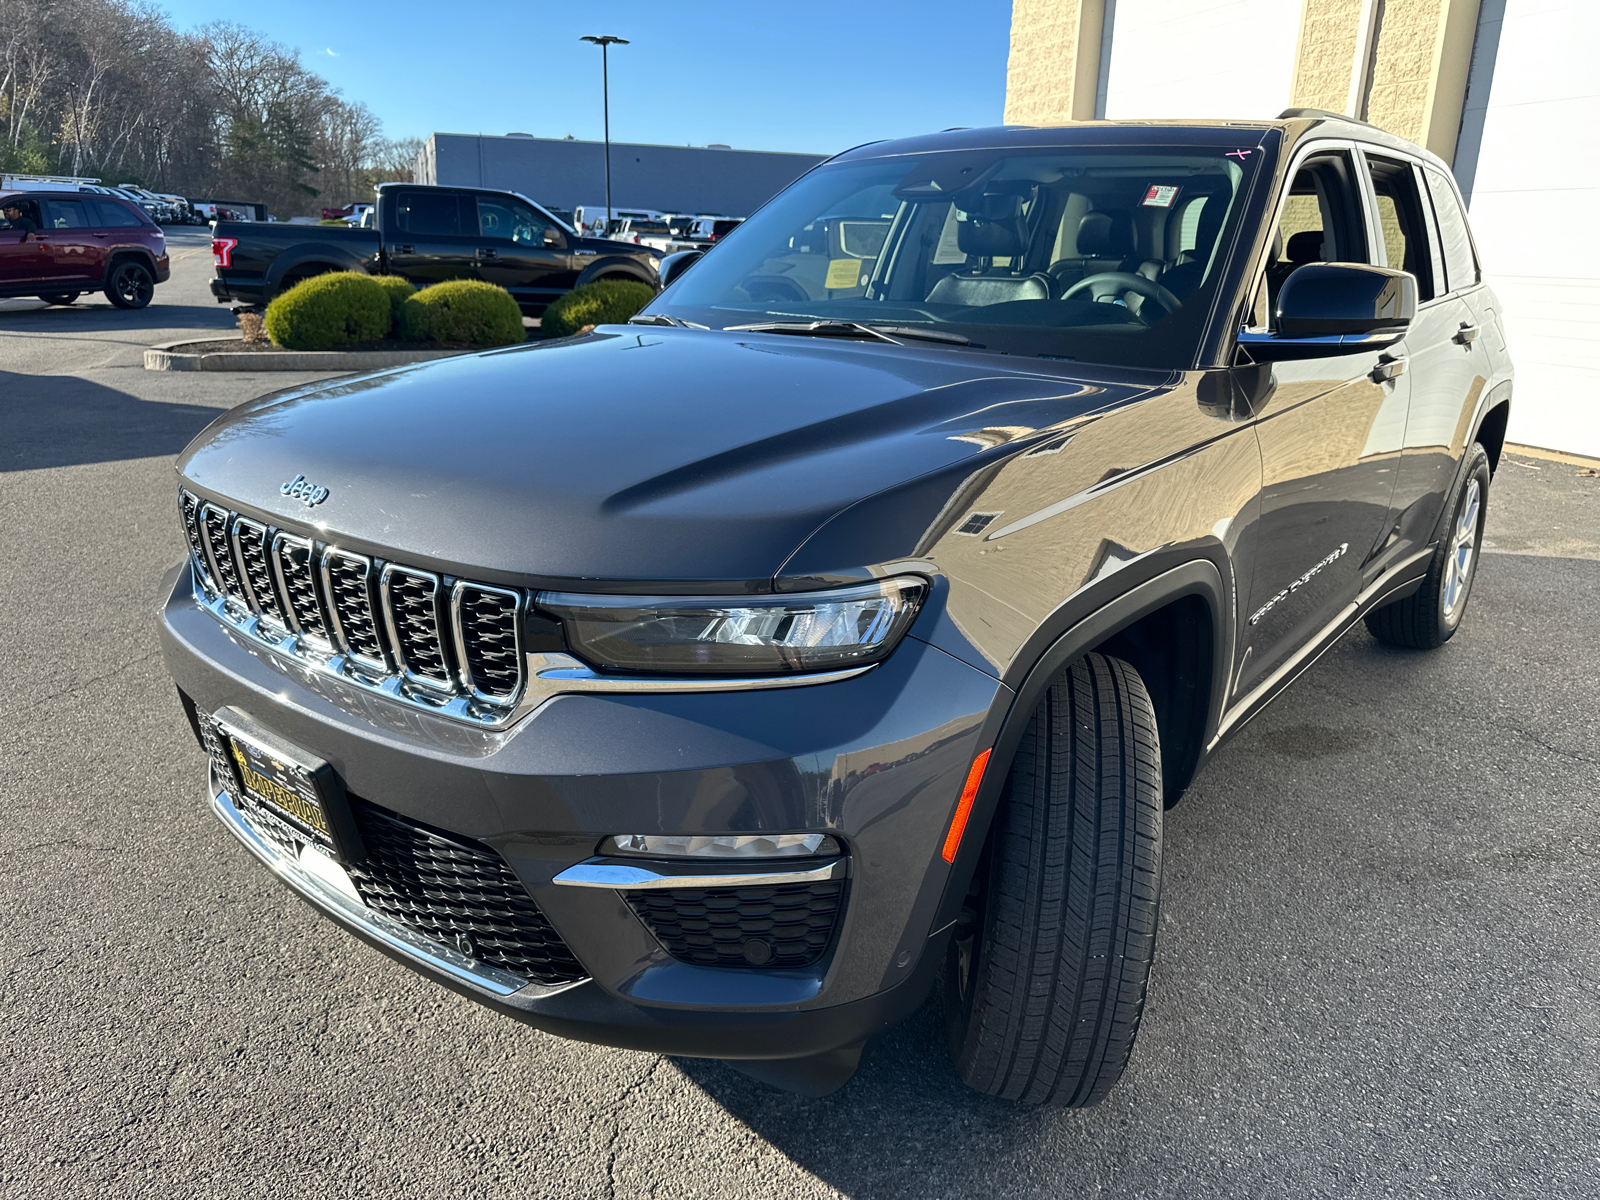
[450,581,526,705]
[321,547,391,675]
[271,531,333,652]
[379,563,456,693]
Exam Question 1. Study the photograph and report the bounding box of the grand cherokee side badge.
[281,474,329,507]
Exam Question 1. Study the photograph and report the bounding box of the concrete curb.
[144,339,469,372]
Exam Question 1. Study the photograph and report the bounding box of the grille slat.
[179,491,527,719]
[454,584,523,701]
[383,566,453,688]
[628,879,846,969]
[232,519,286,625]
[323,550,389,671]
[348,800,586,987]
[273,534,330,645]
[200,504,245,604]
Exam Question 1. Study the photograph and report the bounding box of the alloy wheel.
[1442,477,1481,619]
[112,264,154,308]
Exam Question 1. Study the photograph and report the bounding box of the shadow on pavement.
[0,298,237,335]
[3,370,224,471]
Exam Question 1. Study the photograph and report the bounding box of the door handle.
[1453,323,1480,345]
[478,248,499,260]
[93,232,108,238]
[394,244,414,255]
[1370,354,1406,383]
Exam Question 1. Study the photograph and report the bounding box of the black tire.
[38,292,79,306]
[1365,442,1491,650]
[945,651,1163,1106]
[104,260,155,309]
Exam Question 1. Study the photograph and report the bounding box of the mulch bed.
[173,336,531,354]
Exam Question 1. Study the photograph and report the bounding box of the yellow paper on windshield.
[825,258,863,289]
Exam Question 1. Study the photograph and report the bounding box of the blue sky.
[157,0,1013,156]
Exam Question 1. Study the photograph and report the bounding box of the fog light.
[608,833,841,858]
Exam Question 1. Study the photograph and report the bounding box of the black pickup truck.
[209,182,659,315]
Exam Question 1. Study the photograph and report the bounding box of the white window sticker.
[1142,185,1180,208]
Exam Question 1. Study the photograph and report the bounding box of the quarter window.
[1423,166,1479,293]
[93,199,145,228]
[1364,156,1436,301]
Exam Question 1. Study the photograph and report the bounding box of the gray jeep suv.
[160,110,1512,1103]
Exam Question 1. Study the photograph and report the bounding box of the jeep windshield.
[647,142,1260,368]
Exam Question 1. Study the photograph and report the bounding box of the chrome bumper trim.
[552,856,847,891]
[208,769,583,1000]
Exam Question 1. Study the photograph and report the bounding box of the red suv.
[0,191,171,309]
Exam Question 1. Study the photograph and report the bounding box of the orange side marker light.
[941,748,992,863]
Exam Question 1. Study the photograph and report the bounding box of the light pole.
[580,34,628,235]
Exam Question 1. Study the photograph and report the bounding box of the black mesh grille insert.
[628,877,846,969]
[179,491,215,590]
[456,585,522,699]
[348,800,587,987]
[201,505,244,601]
[324,552,387,667]
[274,537,328,641]
[386,569,451,686]
[234,521,285,624]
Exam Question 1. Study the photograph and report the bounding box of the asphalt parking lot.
[3,232,1598,1199]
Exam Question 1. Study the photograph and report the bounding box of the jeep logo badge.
[280,474,329,507]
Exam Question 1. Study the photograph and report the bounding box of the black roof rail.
[1278,107,1374,127]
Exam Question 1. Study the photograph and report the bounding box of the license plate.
[210,708,363,864]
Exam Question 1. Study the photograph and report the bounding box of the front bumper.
[161,562,1006,1060]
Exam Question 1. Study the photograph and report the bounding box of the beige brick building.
[1003,0,1600,458]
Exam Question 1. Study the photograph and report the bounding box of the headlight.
[538,576,927,676]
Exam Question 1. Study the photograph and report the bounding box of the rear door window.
[1422,166,1480,293]
[1364,156,1437,301]
[394,191,465,236]
[44,199,92,229]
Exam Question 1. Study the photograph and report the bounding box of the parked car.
[0,189,170,308]
[208,182,658,315]
[160,111,1511,1103]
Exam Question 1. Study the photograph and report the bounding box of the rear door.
[470,193,575,309]
[41,197,107,283]
[383,190,479,287]
[1370,156,1494,564]
[1232,146,1413,701]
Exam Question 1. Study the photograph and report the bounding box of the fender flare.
[925,558,1231,943]
[1425,377,1513,546]
[574,256,659,291]
[264,245,370,292]
[102,246,160,281]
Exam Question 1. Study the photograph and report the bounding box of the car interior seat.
[924,193,1051,307]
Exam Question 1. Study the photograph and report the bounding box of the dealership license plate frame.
[209,707,365,865]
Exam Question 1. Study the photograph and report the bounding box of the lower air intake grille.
[627,878,846,969]
[348,800,587,987]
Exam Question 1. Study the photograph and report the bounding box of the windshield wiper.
[628,313,686,327]
[727,320,969,347]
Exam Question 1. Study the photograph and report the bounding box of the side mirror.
[543,227,565,249]
[659,249,703,288]
[1240,263,1415,361]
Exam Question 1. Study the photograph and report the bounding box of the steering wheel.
[1060,271,1182,324]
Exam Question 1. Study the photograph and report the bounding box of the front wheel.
[104,261,155,310]
[1365,443,1491,649]
[945,651,1163,1106]
[38,292,80,306]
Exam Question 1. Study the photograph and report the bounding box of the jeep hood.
[177,327,1165,589]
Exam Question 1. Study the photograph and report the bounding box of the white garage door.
[1101,0,1302,121]
[1461,0,1600,457]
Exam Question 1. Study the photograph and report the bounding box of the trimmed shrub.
[370,274,416,335]
[264,271,390,351]
[400,279,525,348]
[317,217,350,226]
[541,279,656,338]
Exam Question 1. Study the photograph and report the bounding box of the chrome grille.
[453,584,522,701]
[178,491,529,723]
[382,566,453,689]
[179,490,216,592]
[232,518,285,626]
[273,533,330,646]
[201,503,244,603]
[323,550,388,671]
